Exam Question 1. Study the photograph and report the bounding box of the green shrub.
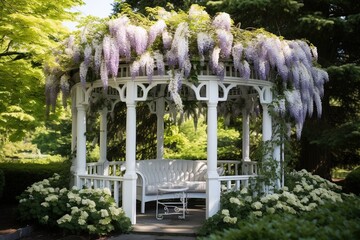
[0,158,71,203]
[0,169,4,199]
[201,196,360,240]
[17,174,132,236]
[344,167,360,195]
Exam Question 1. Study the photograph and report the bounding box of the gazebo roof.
[45,4,328,137]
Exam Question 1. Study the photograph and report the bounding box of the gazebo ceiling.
[46,4,328,137]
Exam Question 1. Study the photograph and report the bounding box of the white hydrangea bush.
[17,174,131,236]
[218,170,345,225]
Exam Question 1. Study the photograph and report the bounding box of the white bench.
[136,159,212,213]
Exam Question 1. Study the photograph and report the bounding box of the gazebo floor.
[118,199,206,239]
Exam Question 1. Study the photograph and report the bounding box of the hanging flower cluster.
[46,4,328,136]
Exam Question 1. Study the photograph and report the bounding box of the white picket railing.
[78,174,123,206]
[83,159,258,205]
[219,175,257,192]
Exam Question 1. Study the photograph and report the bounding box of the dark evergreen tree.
[207,0,360,178]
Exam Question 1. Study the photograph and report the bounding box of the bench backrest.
[136,159,207,184]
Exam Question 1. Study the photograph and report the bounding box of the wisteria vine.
[45,4,328,137]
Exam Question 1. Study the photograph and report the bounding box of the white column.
[99,108,109,175]
[70,91,77,187]
[206,80,220,219]
[242,108,250,162]
[75,104,87,188]
[262,104,272,142]
[156,97,165,159]
[122,81,137,224]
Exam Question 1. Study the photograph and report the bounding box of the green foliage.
[0,169,4,199]
[32,109,72,156]
[344,167,360,195]
[0,0,83,144]
[164,116,242,160]
[1,141,40,159]
[201,196,360,240]
[17,174,132,236]
[0,158,70,203]
[198,169,344,236]
[112,0,209,16]
[208,0,360,179]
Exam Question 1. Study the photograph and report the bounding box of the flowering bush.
[17,174,131,236]
[199,169,352,236]
[201,196,360,240]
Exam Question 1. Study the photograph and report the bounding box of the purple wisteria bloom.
[93,43,103,75]
[139,52,154,81]
[79,61,88,86]
[100,59,108,90]
[285,89,304,127]
[232,43,243,73]
[60,74,70,107]
[241,60,251,79]
[313,88,322,117]
[153,51,165,75]
[216,29,233,58]
[108,16,129,37]
[162,31,173,50]
[212,12,232,31]
[109,37,119,78]
[102,35,111,71]
[84,44,92,67]
[197,32,214,56]
[131,26,148,55]
[210,46,221,73]
[72,46,81,64]
[130,60,140,80]
[172,22,189,69]
[148,20,167,46]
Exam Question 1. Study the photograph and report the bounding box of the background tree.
[0,0,83,152]
[207,0,360,178]
[112,0,209,15]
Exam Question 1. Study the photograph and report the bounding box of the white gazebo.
[46,5,328,224]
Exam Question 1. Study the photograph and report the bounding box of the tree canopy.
[206,0,360,177]
[0,0,83,144]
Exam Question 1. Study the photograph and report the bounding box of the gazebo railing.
[78,174,123,206]
[86,159,257,177]
[219,175,257,192]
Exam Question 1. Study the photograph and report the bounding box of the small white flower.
[221,209,230,216]
[251,201,263,210]
[100,209,109,218]
[223,215,237,224]
[78,219,86,225]
[252,211,262,217]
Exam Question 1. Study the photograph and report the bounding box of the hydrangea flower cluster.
[46,4,328,136]
[17,174,131,236]
[217,169,348,227]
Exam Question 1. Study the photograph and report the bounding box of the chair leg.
[141,201,145,213]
